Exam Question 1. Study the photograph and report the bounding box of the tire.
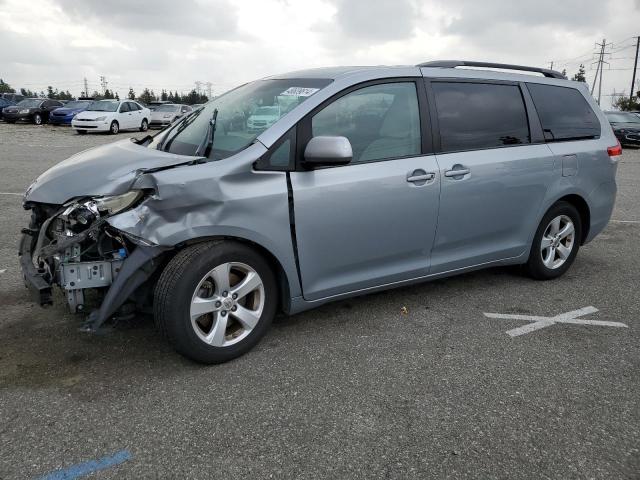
[154,241,278,364]
[525,201,582,280]
[139,118,148,132]
[76,130,87,135]
[109,120,119,134]
[33,113,42,125]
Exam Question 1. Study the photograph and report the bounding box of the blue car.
[49,100,93,125]
[0,98,16,120]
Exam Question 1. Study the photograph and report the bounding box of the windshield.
[155,104,180,112]
[606,112,640,123]
[153,78,332,159]
[64,101,91,109]
[87,100,119,112]
[17,99,42,108]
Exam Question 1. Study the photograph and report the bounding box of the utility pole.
[549,61,554,70]
[83,77,89,97]
[99,75,108,95]
[205,82,212,99]
[591,39,611,105]
[630,36,640,103]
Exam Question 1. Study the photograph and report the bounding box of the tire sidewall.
[159,242,277,363]
[33,113,42,125]
[110,120,119,134]
[140,119,148,131]
[528,202,582,279]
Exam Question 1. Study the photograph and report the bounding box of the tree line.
[0,79,209,105]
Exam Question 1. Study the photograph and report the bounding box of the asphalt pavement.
[0,123,638,479]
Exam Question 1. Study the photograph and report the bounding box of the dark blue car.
[49,100,93,125]
[0,98,16,120]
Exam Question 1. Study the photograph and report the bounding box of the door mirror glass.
[303,136,352,166]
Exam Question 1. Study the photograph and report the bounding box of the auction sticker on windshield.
[280,87,320,97]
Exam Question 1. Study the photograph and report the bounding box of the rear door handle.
[444,166,470,178]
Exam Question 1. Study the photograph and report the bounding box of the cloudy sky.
[1,0,639,108]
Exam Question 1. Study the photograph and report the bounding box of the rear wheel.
[140,118,148,132]
[525,201,582,280]
[109,120,119,134]
[154,241,278,364]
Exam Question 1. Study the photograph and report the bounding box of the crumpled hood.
[24,138,198,204]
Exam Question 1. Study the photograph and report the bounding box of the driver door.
[290,80,441,301]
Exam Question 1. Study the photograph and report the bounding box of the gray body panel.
[23,64,619,317]
[431,144,555,273]
[290,154,440,301]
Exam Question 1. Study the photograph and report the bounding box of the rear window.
[527,84,600,141]
[432,82,530,152]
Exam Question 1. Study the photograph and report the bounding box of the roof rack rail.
[417,60,567,79]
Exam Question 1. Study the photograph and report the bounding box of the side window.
[119,102,130,113]
[255,128,295,171]
[127,102,138,111]
[432,82,530,153]
[526,83,600,141]
[311,82,421,163]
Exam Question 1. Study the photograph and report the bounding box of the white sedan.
[72,100,151,135]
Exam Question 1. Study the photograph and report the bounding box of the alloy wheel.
[540,215,575,269]
[190,262,265,347]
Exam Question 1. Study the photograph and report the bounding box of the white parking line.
[611,219,640,224]
[0,192,22,196]
[484,306,628,337]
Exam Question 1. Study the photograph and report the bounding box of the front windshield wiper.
[158,107,205,152]
[194,109,218,158]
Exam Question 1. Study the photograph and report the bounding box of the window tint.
[311,82,421,163]
[527,83,600,141]
[432,82,530,152]
[119,102,130,113]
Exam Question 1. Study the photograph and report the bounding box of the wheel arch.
[176,235,293,314]
[555,194,590,244]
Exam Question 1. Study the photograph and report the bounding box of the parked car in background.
[1,93,24,103]
[246,105,281,132]
[605,111,640,147]
[149,104,192,128]
[49,100,93,125]
[19,61,619,364]
[2,98,63,124]
[147,100,172,111]
[0,98,16,120]
[71,99,150,134]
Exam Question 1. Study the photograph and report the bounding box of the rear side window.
[432,82,530,153]
[526,84,600,141]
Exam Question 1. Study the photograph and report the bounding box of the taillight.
[607,141,622,157]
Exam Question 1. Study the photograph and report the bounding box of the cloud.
[51,0,241,39]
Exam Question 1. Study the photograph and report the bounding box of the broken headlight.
[94,190,143,215]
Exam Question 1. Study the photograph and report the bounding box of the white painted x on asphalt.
[483,306,628,337]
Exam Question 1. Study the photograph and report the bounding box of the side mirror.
[303,136,352,166]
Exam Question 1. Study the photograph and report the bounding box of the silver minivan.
[20,61,620,363]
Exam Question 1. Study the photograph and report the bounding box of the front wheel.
[140,118,148,132]
[33,113,42,125]
[109,120,119,134]
[525,201,582,280]
[154,241,278,364]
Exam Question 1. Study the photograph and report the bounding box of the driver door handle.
[407,172,435,183]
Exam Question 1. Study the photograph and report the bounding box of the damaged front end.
[19,194,166,331]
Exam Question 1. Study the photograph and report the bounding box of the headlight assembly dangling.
[93,190,143,215]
